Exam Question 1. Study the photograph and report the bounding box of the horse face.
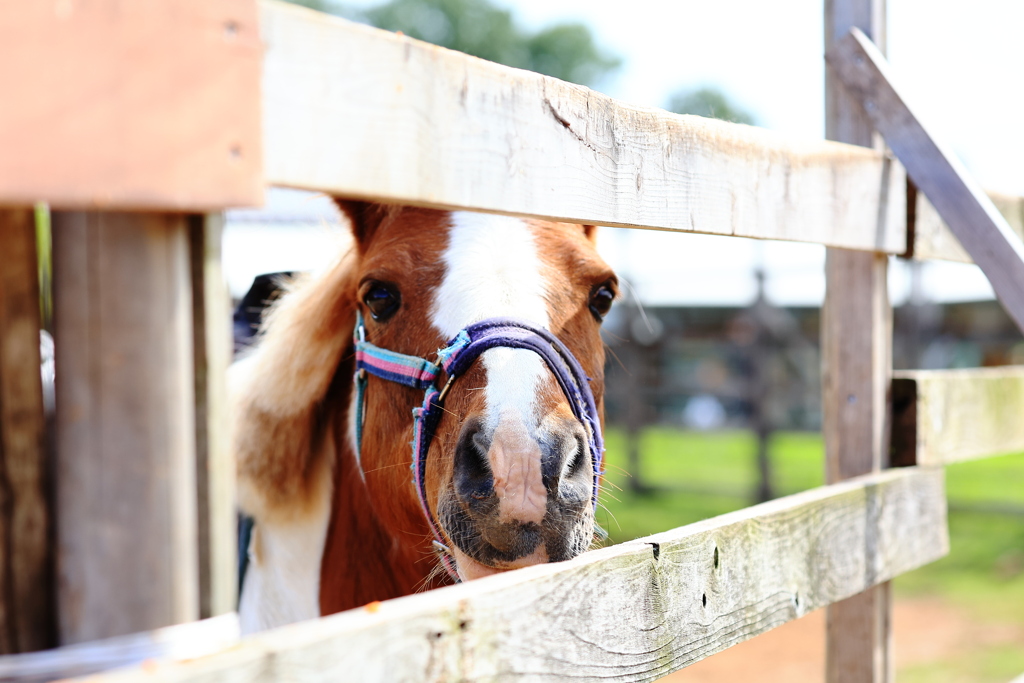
[345,205,615,582]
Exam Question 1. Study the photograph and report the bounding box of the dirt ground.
[663,597,1024,682]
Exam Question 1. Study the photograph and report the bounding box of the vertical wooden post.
[0,209,56,652]
[189,213,236,619]
[52,211,199,644]
[823,1,893,682]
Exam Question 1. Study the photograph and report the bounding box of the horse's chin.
[451,546,549,581]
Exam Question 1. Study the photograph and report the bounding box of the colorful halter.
[353,311,605,581]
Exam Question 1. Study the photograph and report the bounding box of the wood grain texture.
[189,214,237,619]
[912,190,1024,263]
[76,468,947,683]
[891,367,1024,467]
[0,613,238,683]
[261,0,905,253]
[823,3,894,682]
[0,210,56,653]
[826,28,1024,334]
[822,251,892,482]
[52,212,199,644]
[0,2,262,210]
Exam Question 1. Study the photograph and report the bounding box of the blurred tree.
[284,0,620,87]
[667,87,756,125]
[286,0,339,11]
[524,22,619,87]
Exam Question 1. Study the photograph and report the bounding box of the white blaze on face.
[431,212,550,433]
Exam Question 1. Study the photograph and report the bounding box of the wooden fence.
[0,0,1022,681]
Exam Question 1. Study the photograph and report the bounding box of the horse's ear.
[581,224,598,243]
[334,200,394,248]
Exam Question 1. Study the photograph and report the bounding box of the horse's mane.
[230,240,359,526]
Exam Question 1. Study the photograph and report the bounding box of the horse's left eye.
[589,282,615,322]
[363,282,401,322]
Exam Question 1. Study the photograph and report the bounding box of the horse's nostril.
[454,417,494,503]
[549,428,587,476]
[543,425,591,505]
[565,434,587,479]
[472,430,490,458]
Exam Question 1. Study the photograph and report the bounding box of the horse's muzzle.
[438,414,595,573]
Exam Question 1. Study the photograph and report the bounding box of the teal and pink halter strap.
[352,311,605,582]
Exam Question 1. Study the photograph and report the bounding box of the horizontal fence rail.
[913,191,1024,263]
[0,614,239,683]
[67,467,947,683]
[0,2,263,210]
[260,0,907,253]
[892,366,1024,467]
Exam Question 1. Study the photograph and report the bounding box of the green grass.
[597,428,826,542]
[899,644,1024,683]
[596,427,1024,625]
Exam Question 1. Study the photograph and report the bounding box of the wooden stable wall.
[1,0,1023,680]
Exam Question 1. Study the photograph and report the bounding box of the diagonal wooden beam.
[826,27,1024,334]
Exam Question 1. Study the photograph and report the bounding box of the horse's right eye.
[363,282,401,322]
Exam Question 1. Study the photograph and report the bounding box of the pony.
[231,202,617,632]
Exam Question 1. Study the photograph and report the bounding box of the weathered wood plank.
[0,614,238,683]
[75,468,948,683]
[892,367,1024,467]
[912,189,1024,263]
[826,28,1024,335]
[822,3,894,681]
[822,252,892,482]
[189,214,237,619]
[261,0,906,253]
[0,210,56,653]
[0,2,262,210]
[52,212,199,643]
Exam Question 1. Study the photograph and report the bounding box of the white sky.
[230,0,1023,306]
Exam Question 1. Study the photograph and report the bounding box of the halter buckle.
[436,374,456,404]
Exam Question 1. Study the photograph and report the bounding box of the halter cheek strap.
[353,312,604,582]
[353,319,443,464]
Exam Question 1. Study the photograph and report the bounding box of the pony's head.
[341,203,616,581]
